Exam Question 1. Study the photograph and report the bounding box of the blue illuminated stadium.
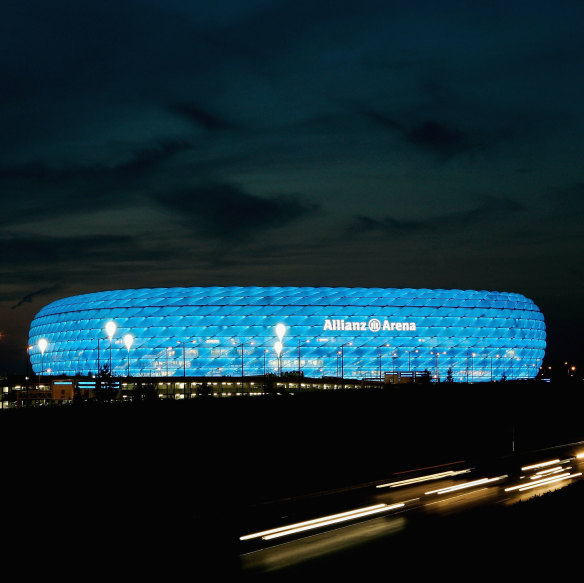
[29,286,546,381]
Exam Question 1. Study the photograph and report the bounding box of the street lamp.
[237,343,244,392]
[275,323,286,342]
[340,342,352,383]
[430,350,446,382]
[471,352,476,383]
[263,349,268,375]
[378,343,389,380]
[297,339,310,377]
[123,333,134,377]
[176,340,187,377]
[105,321,117,373]
[97,337,102,375]
[274,341,283,376]
[275,324,286,377]
[38,338,48,377]
[378,346,382,380]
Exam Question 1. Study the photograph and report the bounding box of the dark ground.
[1,380,582,578]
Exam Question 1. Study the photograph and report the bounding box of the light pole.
[471,352,476,383]
[238,343,244,392]
[274,341,283,376]
[105,321,117,374]
[378,346,382,380]
[263,349,268,375]
[378,343,389,381]
[38,338,48,379]
[166,347,171,376]
[298,340,301,373]
[176,341,187,377]
[297,339,310,380]
[405,350,411,372]
[123,333,134,377]
[97,337,101,375]
[275,324,286,376]
[430,350,439,382]
[340,342,352,385]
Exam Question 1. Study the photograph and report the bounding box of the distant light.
[105,321,117,339]
[376,468,472,489]
[505,472,580,492]
[239,503,404,542]
[424,475,506,495]
[123,333,134,350]
[38,338,48,354]
[275,323,286,341]
[521,459,560,471]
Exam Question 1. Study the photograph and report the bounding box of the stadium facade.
[28,286,546,382]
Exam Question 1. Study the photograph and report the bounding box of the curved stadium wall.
[29,286,546,382]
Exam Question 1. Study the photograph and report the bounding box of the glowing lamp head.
[105,321,117,340]
[123,333,134,350]
[275,323,286,341]
[274,341,283,357]
[37,338,48,354]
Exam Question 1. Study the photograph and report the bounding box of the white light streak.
[240,503,404,542]
[505,472,581,492]
[376,469,472,489]
[426,487,490,507]
[515,472,581,492]
[521,459,560,471]
[532,467,565,478]
[424,476,506,496]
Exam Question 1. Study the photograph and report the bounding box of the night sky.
[1,1,583,373]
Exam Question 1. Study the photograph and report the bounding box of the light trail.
[240,503,404,541]
[521,459,561,471]
[376,469,472,489]
[424,476,506,496]
[425,487,491,507]
[261,503,405,540]
[531,467,565,478]
[504,472,582,492]
[515,472,581,492]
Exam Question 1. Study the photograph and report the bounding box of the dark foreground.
[2,380,582,578]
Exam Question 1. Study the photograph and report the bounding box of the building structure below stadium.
[29,286,546,382]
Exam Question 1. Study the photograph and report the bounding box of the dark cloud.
[153,183,319,241]
[11,285,63,310]
[352,215,432,237]
[360,109,480,160]
[546,183,584,213]
[0,139,193,225]
[360,110,405,132]
[0,234,168,269]
[405,121,475,159]
[349,196,524,239]
[169,103,241,132]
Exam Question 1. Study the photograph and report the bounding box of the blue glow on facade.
[29,286,546,381]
